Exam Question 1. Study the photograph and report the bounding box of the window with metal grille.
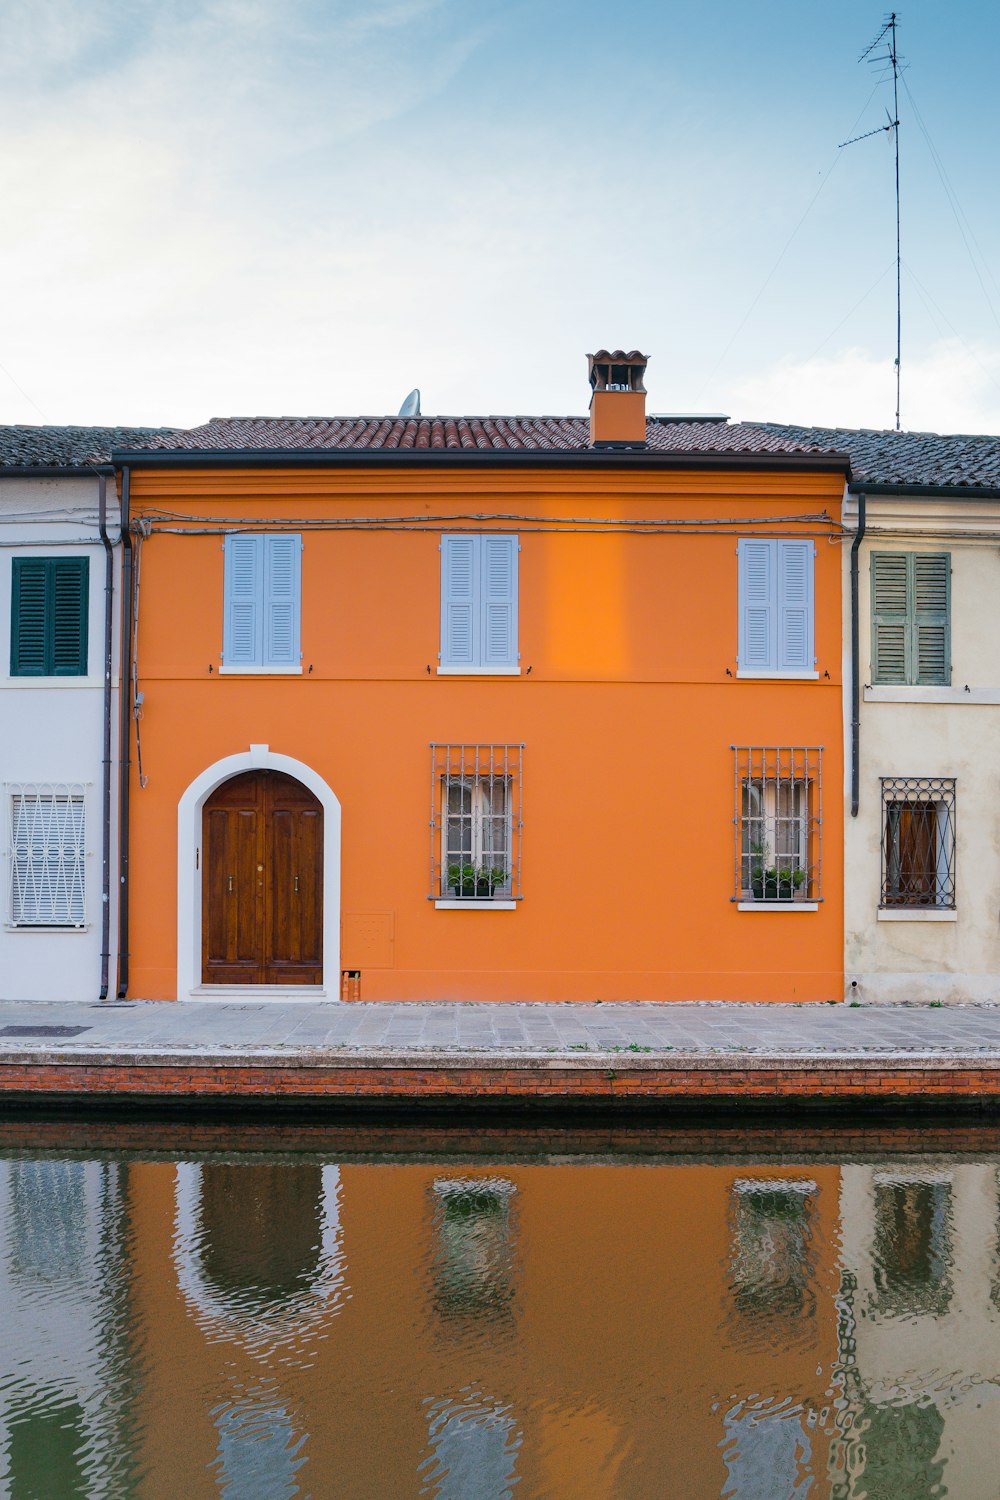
[10,557,89,676]
[733,747,822,901]
[880,777,955,909]
[871,552,950,685]
[8,786,86,927]
[430,745,522,902]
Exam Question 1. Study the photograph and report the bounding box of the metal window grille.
[733,747,822,901]
[7,785,86,927]
[430,744,523,901]
[880,776,956,909]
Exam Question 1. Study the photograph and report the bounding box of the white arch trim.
[177,745,341,1001]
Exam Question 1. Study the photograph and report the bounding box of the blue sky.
[2,0,999,431]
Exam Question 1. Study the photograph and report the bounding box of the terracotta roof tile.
[127,415,845,459]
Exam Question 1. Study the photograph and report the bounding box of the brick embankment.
[2,1049,1000,1112]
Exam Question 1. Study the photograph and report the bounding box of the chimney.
[587,349,648,447]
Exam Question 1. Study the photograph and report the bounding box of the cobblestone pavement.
[1,999,999,1059]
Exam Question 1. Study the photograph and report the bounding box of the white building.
[0,428,167,1001]
[765,425,1000,1004]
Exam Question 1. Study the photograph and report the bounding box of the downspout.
[117,466,133,998]
[97,473,114,1000]
[850,491,866,818]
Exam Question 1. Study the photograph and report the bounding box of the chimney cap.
[587,350,649,394]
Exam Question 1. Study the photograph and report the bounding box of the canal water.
[1,1121,998,1499]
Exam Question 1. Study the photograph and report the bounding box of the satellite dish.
[398,388,421,417]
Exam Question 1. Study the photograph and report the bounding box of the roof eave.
[0,464,113,479]
[112,446,851,474]
[850,480,1000,499]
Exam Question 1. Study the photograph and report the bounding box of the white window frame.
[6,783,87,929]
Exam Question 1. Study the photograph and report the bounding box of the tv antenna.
[840,13,902,431]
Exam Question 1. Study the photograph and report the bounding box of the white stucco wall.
[0,476,120,1001]
[845,492,1000,1002]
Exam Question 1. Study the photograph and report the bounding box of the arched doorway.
[202,770,322,985]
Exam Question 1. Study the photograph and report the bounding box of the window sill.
[877,908,957,922]
[4,923,89,933]
[434,899,517,910]
[737,902,819,912]
[865,685,995,704]
[218,665,303,675]
[736,670,819,681]
[3,676,103,689]
[436,666,521,676]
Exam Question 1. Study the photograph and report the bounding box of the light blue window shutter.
[481,536,518,668]
[777,539,814,672]
[738,539,775,671]
[441,535,478,667]
[264,534,301,665]
[224,534,263,665]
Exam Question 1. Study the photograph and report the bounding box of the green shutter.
[11,559,49,675]
[52,559,89,675]
[10,558,88,676]
[871,551,950,686]
[871,553,909,683]
[913,552,950,685]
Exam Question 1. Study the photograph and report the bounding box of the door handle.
[227,875,233,893]
[294,874,299,893]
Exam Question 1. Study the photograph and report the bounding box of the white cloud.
[726,340,1000,435]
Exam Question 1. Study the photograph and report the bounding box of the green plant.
[446,861,508,899]
[749,851,808,900]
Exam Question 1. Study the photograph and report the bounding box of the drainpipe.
[97,473,114,1000]
[117,466,133,998]
[850,491,866,818]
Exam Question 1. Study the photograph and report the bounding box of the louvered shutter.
[738,539,775,670]
[441,536,478,667]
[481,536,518,669]
[776,540,813,672]
[223,535,263,666]
[52,559,88,675]
[913,553,950,685]
[871,552,910,684]
[11,559,49,675]
[263,535,301,665]
[10,558,87,676]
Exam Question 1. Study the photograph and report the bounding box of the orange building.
[114,352,847,1002]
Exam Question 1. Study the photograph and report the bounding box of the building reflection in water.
[420,1389,521,1500]
[212,1380,307,1500]
[172,1160,348,1359]
[6,1142,1000,1495]
[430,1177,517,1326]
[0,1158,135,1498]
[728,1178,818,1332]
[832,1164,1000,1499]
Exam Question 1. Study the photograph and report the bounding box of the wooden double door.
[202,770,323,985]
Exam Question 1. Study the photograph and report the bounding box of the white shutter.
[481,536,518,668]
[224,535,263,666]
[263,535,301,665]
[777,539,813,672]
[441,536,478,667]
[738,539,775,671]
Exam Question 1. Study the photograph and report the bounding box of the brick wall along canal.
[0,1122,997,1498]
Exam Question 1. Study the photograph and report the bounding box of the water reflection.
[1,1138,1000,1495]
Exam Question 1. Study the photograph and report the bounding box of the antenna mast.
[840,13,902,430]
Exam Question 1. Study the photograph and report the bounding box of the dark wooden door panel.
[202,769,323,987]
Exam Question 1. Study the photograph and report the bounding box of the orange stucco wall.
[125,464,844,1000]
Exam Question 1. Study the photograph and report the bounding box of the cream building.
[766,425,1000,1004]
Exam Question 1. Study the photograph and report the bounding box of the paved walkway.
[0,998,997,1057]
[2,1000,1000,1107]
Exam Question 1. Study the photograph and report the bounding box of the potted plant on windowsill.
[748,844,807,901]
[447,862,509,899]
